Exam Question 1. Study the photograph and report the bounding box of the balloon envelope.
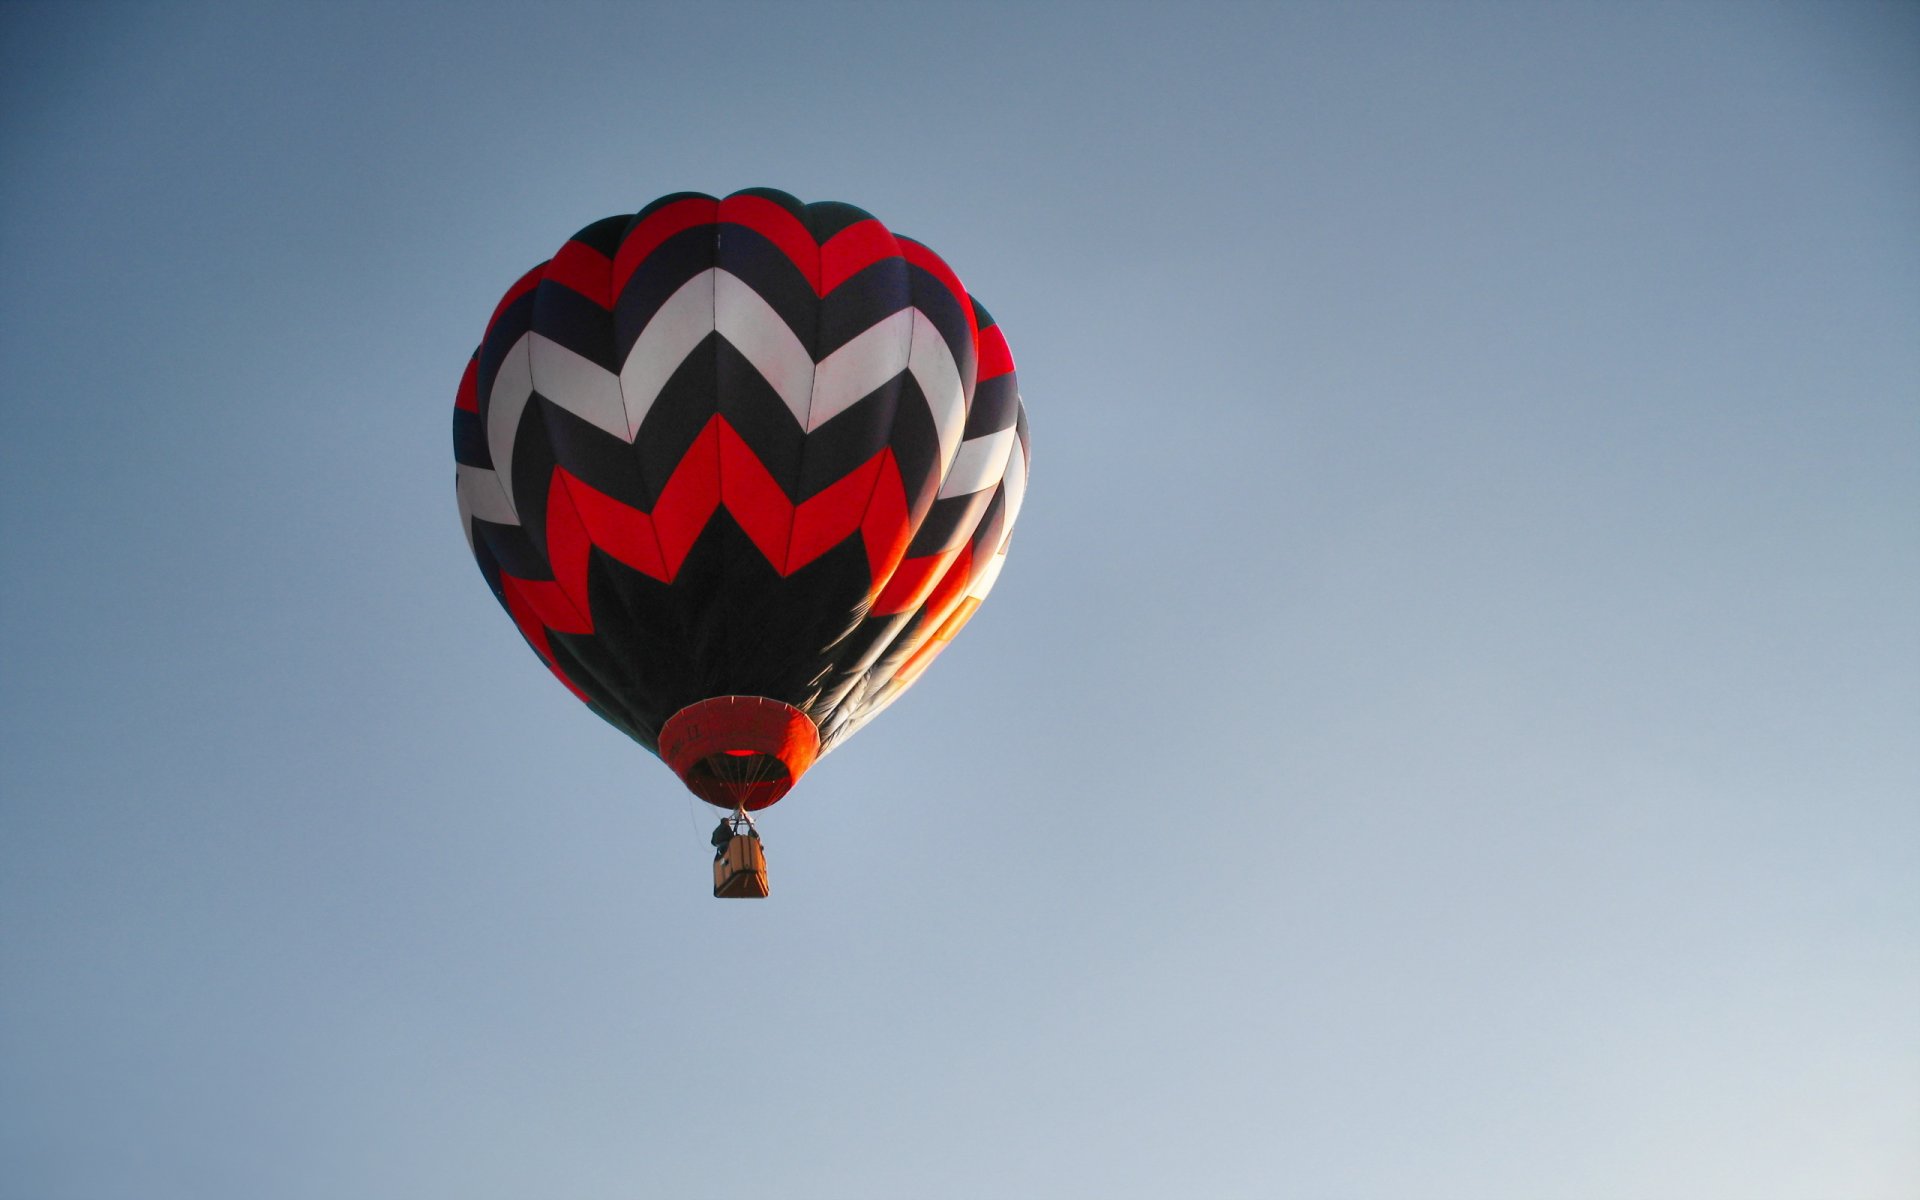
[453,188,1029,809]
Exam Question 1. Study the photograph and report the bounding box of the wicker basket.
[713,834,769,898]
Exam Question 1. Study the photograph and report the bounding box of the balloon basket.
[713,832,769,899]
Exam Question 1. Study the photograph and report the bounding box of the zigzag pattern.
[454,188,1028,770]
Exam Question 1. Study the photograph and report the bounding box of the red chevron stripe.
[870,544,963,617]
[502,563,590,637]
[821,219,900,295]
[977,320,1015,382]
[486,261,547,337]
[898,237,979,349]
[720,193,820,291]
[544,470,595,618]
[598,200,934,325]
[562,470,668,580]
[544,238,614,308]
[507,415,912,608]
[548,427,714,586]
[718,417,796,570]
[788,451,885,572]
[456,355,478,412]
[612,196,719,297]
[500,579,594,704]
[860,456,911,597]
[917,541,976,630]
[651,419,722,575]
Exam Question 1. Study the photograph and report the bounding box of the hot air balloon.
[452,188,1029,895]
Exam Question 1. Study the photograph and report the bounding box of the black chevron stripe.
[612,226,717,358]
[801,198,879,242]
[628,190,713,226]
[906,488,997,558]
[968,485,1010,563]
[714,336,809,493]
[884,371,943,518]
[467,526,508,603]
[806,608,916,724]
[453,406,489,469]
[476,285,536,431]
[716,224,820,342]
[547,509,881,725]
[505,397,559,563]
[905,258,978,390]
[535,395,651,511]
[471,514,548,583]
[816,257,913,356]
[728,186,809,223]
[532,276,618,372]
[964,373,1020,438]
[793,378,903,500]
[568,214,628,259]
[844,607,935,724]
[543,621,651,748]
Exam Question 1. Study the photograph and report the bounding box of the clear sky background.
[2,3,1916,1197]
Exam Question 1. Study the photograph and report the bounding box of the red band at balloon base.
[657,696,821,811]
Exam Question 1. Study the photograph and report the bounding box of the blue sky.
[3,3,1916,1197]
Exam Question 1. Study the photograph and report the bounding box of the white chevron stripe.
[481,273,975,520]
[617,269,714,436]
[455,464,518,548]
[531,333,627,439]
[714,270,814,426]
[457,463,517,525]
[806,307,913,431]
[998,426,1029,537]
[483,337,534,522]
[966,547,1007,600]
[937,425,1017,499]
[907,311,967,471]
